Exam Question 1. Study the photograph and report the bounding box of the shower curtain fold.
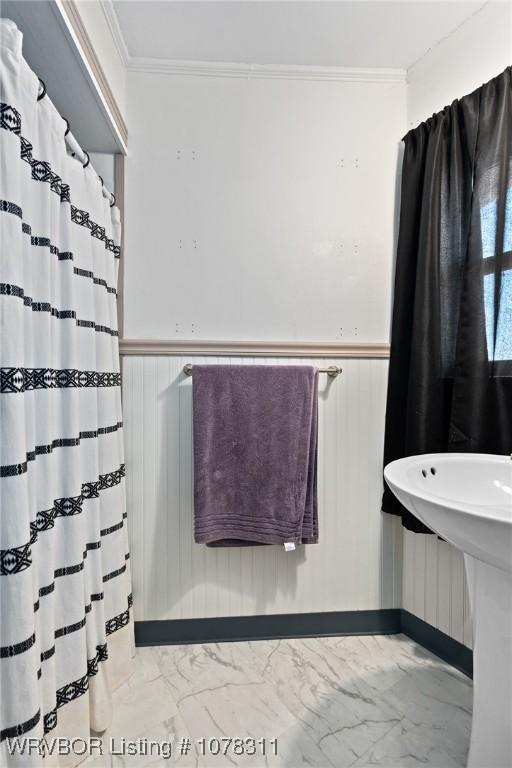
[0,20,133,765]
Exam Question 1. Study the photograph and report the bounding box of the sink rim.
[384,452,512,526]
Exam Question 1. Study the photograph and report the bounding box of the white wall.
[402,0,511,648]
[123,355,402,621]
[89,152,115,193]
[406,1,511,130]
[124,70,405,342]
[122,68,406,621]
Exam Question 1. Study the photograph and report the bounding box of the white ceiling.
[112,1,487,70]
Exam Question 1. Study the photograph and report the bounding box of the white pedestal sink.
[384,454,512,768]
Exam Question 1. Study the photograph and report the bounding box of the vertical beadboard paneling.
[126,357,145,620]
[402,532,472,649]
[463,574,473,649]
[123,355,401,621]
[450,547,465,644]
[413,534,426,621]
[437,540,452,636]
[424,535,438,627]
[393,514,403,609]
[402,528,415,616]
[142,357,158,617]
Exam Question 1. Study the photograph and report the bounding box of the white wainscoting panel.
[123,356,402,621]
[402,531,472,649]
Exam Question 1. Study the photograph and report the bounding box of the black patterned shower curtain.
[0,20,133,764]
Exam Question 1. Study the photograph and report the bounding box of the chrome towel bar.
[183,364,342,378]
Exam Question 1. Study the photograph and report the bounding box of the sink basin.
[385,453,512,768]
[385,453,512,572]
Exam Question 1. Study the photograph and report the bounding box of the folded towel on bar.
[192,364,319,547]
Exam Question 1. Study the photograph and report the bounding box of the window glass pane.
[480,187,512,258]
[484,269,512,361]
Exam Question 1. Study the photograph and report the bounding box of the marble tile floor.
[84,633,472,768]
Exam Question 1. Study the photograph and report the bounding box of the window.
[480,186,512,363]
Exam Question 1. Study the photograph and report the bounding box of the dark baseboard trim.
[134,608,472,679]
[135,609,401,646]
[401,610,473,679]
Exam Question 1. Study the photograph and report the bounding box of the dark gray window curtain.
[383,67,512,533]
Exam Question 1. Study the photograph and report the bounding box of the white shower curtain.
[0,20,133,765]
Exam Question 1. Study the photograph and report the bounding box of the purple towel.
[192,365,318,547]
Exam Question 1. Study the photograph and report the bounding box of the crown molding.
[99,3,405,84]
[99,0,129,68]
[127,57,406,83]
[119,339,391,359]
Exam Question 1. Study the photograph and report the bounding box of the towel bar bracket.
[182,364,341,378]
[324,365,342,378]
